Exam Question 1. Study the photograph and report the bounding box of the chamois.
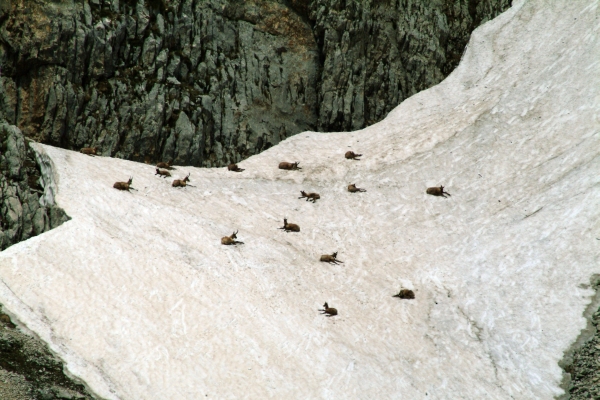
[278,218,300,232]
[172,173,191,187]
[0,313,15,328]
[345,151,362,160]
[227,163,245,172]
[426,185,451,198]
[279,161,302,170]
[155,168,171,178]
[113,177,137,191]
[320,252,343,264]
[221,230,244,245]
[319,302,338,317]
[156,160,174,170]
[80,147,98,156]
[298,191,320,203]
[392,289,415,299]
[347,183,366,193]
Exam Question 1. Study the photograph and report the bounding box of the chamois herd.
[84,146,449,317]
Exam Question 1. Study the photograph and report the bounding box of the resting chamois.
[298,191,320,203]
[426,185,451,198]
[172,173,191,187]
[279,161,301,170]
[227,163,245,172]
[155,168,171,178]
[320,252,343,264]
[113,177,137,191]
[392,289,415,299]
[279,218,300,232]
[221,230,244,245]
[345,151,362,160]
[347,183,366,193]
[156,160,174,170]
[80,147,98,156]
[319,302,338,317]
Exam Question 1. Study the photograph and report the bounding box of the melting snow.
[1,0,599,398]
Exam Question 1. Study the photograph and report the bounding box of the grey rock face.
[0,0,319,167]
[0,0,509,167]
[0,122,69,251]
[309,0,512,131]
[0,305,94,399]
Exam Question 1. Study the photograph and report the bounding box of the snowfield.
[1,0,599,398]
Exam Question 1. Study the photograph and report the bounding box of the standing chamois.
[279,218,300,232]
[172,173,191,187]
[320,252,343,264]
[221,230,244,245]
[80,147,98,156]
[319,302,338,317]
[155,168,171,178]
[113,177,137,191]
[298,191,320,203]
[279,161,302,170]
[156,160,174,170]
[227,163,245,172]
[347,183,366,193]
[345,151,362,160]
[426,185,451,198]
[392,289,415,299]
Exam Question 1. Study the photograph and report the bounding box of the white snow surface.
[1,0,600,398]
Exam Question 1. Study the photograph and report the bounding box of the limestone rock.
[0,122,70,251]
[0,0,509,167]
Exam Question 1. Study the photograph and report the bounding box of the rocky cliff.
[0,0,510,167]
[0,122,69,251]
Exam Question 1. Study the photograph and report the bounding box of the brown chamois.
[155,168,171,178]
[156,160,174,170]
[113,177,137,191]
[0,313,15,328]
[320,252,343,264]
[279,161,302,170]
[298,190,320,203]
[319,302,338,317]
[80,147,98,156]
[345,151,362,160]
[221,230,244,245]
[347,183,366,193]
[426,185,451,198]
[172,173,191,187]
[392,289,415,299]
[227,163,245,172]
[278,218,300,232]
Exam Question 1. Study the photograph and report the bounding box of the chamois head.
[156,160,174,170]
[426,185,451,198]
[155,168,171,178]
[345,151,362,160]
[392,289,415,299]
[319,302,338,317]
[113,177,137,191]
[298,190,320,203]
[279,161,302,170]
[227,163,245,172]
[221,230,244,245]
[80,147,98,156]
[320,251,343,264]
[279,218,300,232]
[172,173,191,187]
[347,183,366,193]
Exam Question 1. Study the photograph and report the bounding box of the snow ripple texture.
[1,0,599,398]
